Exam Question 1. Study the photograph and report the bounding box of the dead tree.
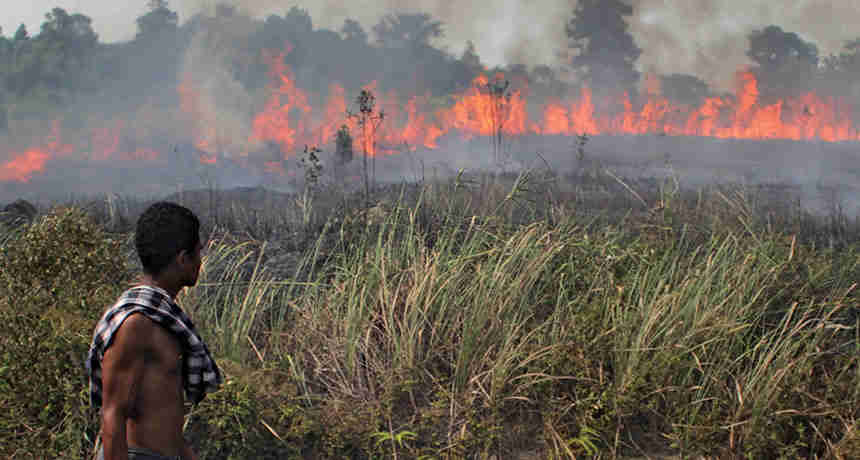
[348,89,384,206]
[334,124,353,179]
[483,76,511,165]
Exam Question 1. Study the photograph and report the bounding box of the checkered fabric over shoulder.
[86,285,222,408]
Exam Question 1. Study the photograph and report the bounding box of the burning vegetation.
[1,1,860,194]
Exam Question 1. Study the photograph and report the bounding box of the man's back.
[99,313,187,459]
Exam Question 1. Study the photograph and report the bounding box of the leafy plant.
[0,207,128,458]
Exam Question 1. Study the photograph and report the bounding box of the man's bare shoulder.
[109,313,180,358]
[113,313,158,345]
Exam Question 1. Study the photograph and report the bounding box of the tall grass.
[175,175,855,458]
[5,169,856,458]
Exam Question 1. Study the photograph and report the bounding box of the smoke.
[630,0,860,91]
[184,0,570,68]
[7,0,860,90]
[182,0,859,90]
[179,12,260,158]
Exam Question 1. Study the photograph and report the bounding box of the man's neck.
[138,274,182,299]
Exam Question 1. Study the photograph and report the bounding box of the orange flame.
[7,53,860,185]
[250,48,313,157]
[0,149,51,183]
[533,71,859,142]
[438,74,529,139]
[0,120,74,182]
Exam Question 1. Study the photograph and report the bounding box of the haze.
[4,0,859,90]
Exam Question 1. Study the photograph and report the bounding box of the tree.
[349,89,384,203]
[335,19,379,90]
[4,25,33,95]
[566,0,641,96]
[340,19,367,44]
[14,24,29,42]
[0,27,7,66]
[39,8,98,58]
[747,25,818,73]
[334,124,353,179]
[284,7,313,37]
[126,0,183,96]
[136,0,179,40]
[461,41,481,71]
[660,73,710,106]
[280,7,314,71]
[482,76,511,164]
[372,13,442,50]
[746,25,819,100]
[825,39,860,72]
[372,13,447,94]
[36,7,99,89]
[530,64,570,101]
[450,40,483,90]
[0,81,6,131]
[820,39,860,102]
[3,10,98,97]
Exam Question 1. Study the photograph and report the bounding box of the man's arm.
[100,314,152,460]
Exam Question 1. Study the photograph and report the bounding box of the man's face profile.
[183,240,204,287]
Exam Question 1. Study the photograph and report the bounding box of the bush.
[0,207,129,458]
[185,361,319,460]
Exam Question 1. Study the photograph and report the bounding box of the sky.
[4,0,860,90]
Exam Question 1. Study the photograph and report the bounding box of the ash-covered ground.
[2,133,858,218]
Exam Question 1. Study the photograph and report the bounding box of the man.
[86,202,222,460]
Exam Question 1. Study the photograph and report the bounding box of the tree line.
[2,0,860,132]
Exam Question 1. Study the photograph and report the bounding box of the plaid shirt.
[86,285,222,408]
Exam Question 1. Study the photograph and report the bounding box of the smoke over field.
[1,1,859,216]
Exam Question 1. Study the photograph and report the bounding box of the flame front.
[537,71,860,141]
[4,49,860,184]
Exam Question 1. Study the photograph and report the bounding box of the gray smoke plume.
[7,0,860,90]
[630,0,860,90]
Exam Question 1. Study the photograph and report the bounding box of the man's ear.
[175,249,190,267]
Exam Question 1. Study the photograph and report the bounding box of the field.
[0,153,858,459]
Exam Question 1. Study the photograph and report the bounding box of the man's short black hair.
[135,202,200,276]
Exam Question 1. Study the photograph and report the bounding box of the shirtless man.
[86,202,222,460]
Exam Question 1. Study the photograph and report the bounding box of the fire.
[438,74,529,138]
[533,71,860,142]
[0,116,167,183]
[318,83,347,147]
[90,120,124,161]
[686,97,724,137]
[89,119,163,162]
[249,48,313,157]
[0,120,74,183]
[178,76,220,159]
[249,58,441,160]
[5,47,860,185]
[0,149,51,183]
[240,48,860,165]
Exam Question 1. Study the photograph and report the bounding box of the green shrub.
[185,361,319,460]
[0,207,128,458]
